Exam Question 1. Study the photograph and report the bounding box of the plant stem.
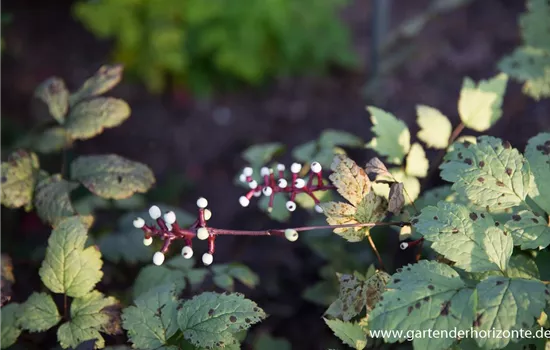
[63,294,68,320]
[366,233,385,270]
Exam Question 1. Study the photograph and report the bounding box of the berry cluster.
[133,197,300,266]
[237,161,333,213]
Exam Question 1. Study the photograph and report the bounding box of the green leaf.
[34,77,69,124]
[414,202,513,272]
[369,260,476,350]
[39,216,103,297]
[177,292,266,349]
[57,291,121,349]
[122,284,180,349]
[65,97,131,140]
[505,210,550,249]
[71,154,155,200]
[99,230,152,265]
[499,47,550,100]
[414,185,455,209]
[258,194,290,222]
[319,129,363,148]
[366,106,411,164]
[416,105,452,149]
[535,250,550,281]
[211,263,259,290]
[253,333,292,350]
[32,127,72,153]
[324,318,366,350]
[1,303,21,349]
[520,0,550,51]
[507,254,540,279]
[525,132,550,214]
[292,140,317,163]
[473,276,548,349]
[458,74,508,132]
[70,64,124,105]
[18,292,61,332]
[325,270,390,321]
[242,143,284,167]
[440,136,531,209]
[405,143,429,178]
[1,150,40,209]
[34,174,79,226]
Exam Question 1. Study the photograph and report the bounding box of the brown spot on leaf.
[440,301,451,316]
[428,285,434,290]
[496,280,504,285]
[208,309,215,316]
[496,180,505,187]
[229,316,237,323]
[245,318,251,323]
[469,213,478,221]
[473,313,483,327]
[452,228,459,234]
[512,214,521,221]
[505,168,512,176]
[393,279,401,284]
[463,141,472,148]
[458,152,463,159]
[415,302,421,309]
[495,221,500,226]
[464,158,473,165]
[502,140,511,149]
[423,296,429,302]
[545,289,549,295]
[407,306,414,315]
[479,161,485,168]
[412,218,419,225]
[478,177,485,183]
[433,216,438,220]
[532,218,539,224]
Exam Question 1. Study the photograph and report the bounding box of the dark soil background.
[2,0,550,349]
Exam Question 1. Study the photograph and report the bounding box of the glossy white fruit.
[248,180,258,189]
[243,167,253,176]
[181,246,194,259]
[163,211,176,224]
[239,196,250,207]
[294,178,305,188]
[284,229,299,242]
[202,253,214,266]
[311,161,322,173]
[253,190,262,197]
[153,252,165,266]
[133,217,145,228]
[204,209,212,220]
[278,178,288,188]
[277,164,285,171]
[286,201,297,212]
[260,167,270,176]
[196,197,208,209]
[290,163,302,174]
[143,237,153,246]
[314,204,323,213]
[400,242,409,250]
[239,173,247,182]
[149,205,161,220]
[197,227,209,240]
[262,186,273,196]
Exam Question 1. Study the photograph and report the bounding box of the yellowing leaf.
[329,155,371,206]
[405,143,429,178]
[71,154,155,200]
[70,64,124,106]
[366,106,410,164]
[39,216,103,297]
[458,74,508,132]
[324,318,367,350]
[416,105,452,149]
[65,97,130,140]
[18,292,61,332]
[1,150,40,209]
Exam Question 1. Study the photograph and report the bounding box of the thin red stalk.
[366,234,385,270]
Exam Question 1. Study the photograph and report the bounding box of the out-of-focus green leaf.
[34,77,69,124]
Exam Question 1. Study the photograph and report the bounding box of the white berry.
[278,178,288,188]
[202,253,214,266]
[204,209,212,221]
[253,190,262,197]
[277,164,285,171]
[294,178,305,188]
[197,227,209,240]
[163,211,176,224]
[260,167,270,176]
[196,197,208,209]
[400,242,409,250]
[311,161,322,173]
[239,196,250,207]
[248,180,258,189]
[290,163,302,174]
[143,237,153,246]
[239,173,247,183]
[314,204,324,213]
[262,186,273,196]
[284,229,299,242]
[181,246,194,259]
[149,205,161,220]
[152,252,165,266]
[243,167,253,176]
[133,217,145,228]
[286,201,297,212]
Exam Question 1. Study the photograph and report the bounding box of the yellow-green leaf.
[1,150,40,209]
[34,174,79,226]
[366,106,410,164]
[416,105,452,149]
[70,64,124,106]
[34,77,69,124]
[405,143,429,178]
[329,155,371,206]
[18,292,61,332]
[1,303,21,348]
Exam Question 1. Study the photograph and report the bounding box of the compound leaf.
[242,143,284,167]
[440,136,531,209]
[405,143,429,178]
[65,97,130,140]
[498,47,550,100]
[366,106,410,164]
[505,210,550,249]
[39,216,103,297]
[122,284,180,350]
[34,174,79,226]
[458,74,508,132]
[70,64,124,105]
[329,155,371,206]
[414,202,513,273]
[416,105,452,149]
[323,318,367,350]
[369,260,476,350]
[525,132,550,214]
[18,292,61,332]
[177,292,266,348]
[34,77,69,124]
[71,154,155,200]
[473,276,548,349]
[1,303,21,349]
[1,150,40,209]
[57,291,121,349]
